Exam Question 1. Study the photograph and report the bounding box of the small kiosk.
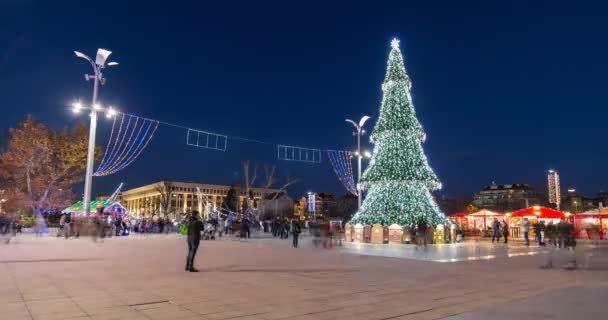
[509,206,566,239]
[575,209,608,240]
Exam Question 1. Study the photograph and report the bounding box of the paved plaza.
[1,235,607,320]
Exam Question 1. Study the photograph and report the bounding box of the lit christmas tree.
[350,38,446,226]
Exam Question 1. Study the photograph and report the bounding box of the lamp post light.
[74,49,118,217]
[345,116,371,209]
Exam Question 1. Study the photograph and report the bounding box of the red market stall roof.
[448,213,467,217]
[510,207,565,219]
[576,214,607,219]
[576,208,608,219]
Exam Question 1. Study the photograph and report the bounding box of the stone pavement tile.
[138,304,199,320]
[26,298,84,313]
[0,302,32,320]
[390,304,480,320]
[0,314,31,320]
[73,297,126,312]
[113,291,166,306]
[21,291,68,301]
[31,312,89,320]
[203,310,255,320]
[82,305,143,319]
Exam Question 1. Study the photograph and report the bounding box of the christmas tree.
[350,38,446,226]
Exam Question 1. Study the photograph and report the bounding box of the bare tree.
[272,173,298,201]
[154,180,173,218]
[242,160,258,196]
[259,165,299,218]
[263,164,276,189]
[261,164,298,200]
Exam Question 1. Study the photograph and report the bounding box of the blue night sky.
[1,0,607,199]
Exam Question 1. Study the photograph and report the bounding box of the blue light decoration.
[327,150,357,196]
[95,114,133,174]
[94,114,159,177]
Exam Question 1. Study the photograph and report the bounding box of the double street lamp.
[74,48,118,216]
[345,115,371,209]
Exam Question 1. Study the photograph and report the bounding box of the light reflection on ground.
[340,241,546,262]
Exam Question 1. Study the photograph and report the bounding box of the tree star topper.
[391,38,400,49]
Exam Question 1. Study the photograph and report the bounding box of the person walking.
[186,211,203,272]
[491,218,501,243]
[521,218,530,246]
[546,221,556,246]
[283,218,291,239]
[292,219,301,248]
[534,220,545,246]
[501,220,509,244]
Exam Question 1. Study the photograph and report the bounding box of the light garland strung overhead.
[94,114,159,177]
[327,150,357,196]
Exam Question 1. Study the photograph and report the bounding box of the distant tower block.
[548,170,561,210]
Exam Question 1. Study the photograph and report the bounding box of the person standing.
[283,218,291,239]
[534,221,545,246]
[292,219,301,248]
[501,220,509,244]
[61,213,72,239]
[546,221,556,246]
[186,211,203,272]
[491,218,501,243]
[521,218,530,246]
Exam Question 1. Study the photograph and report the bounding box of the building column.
[183,193,187,213]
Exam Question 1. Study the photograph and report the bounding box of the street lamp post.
[74,49,118,216]
[346,116,371,209]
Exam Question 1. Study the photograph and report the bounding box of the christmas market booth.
[61,200,129,237]
[62,200,128,216]
[575,209,608,240]
[508,207,568,239]
[447,213,467,231]
[466,210,504,236]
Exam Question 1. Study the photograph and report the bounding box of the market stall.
[508,206,567,239]
[62,200,128,217]
[447,213,467,230]
[574,209,608,240]
[466,210,504,235]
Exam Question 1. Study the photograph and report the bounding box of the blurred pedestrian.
[491,218,501,243]
[502,220,509,243]
[521,218,530,246]
[534,220,545,246]
[60,213,72,239]
[292,219,301,248]
[186,211,203,272]
[546,221,556,246]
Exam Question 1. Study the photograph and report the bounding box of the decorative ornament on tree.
[350,38,446,226]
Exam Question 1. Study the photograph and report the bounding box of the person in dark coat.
[501,220,509,244]
[491,218,501,243]
[186,211,203,272]
[292,219,301,248]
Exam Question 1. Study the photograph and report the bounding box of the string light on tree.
[350,38,446,226]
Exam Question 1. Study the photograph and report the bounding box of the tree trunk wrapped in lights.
[350,39,446,226]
